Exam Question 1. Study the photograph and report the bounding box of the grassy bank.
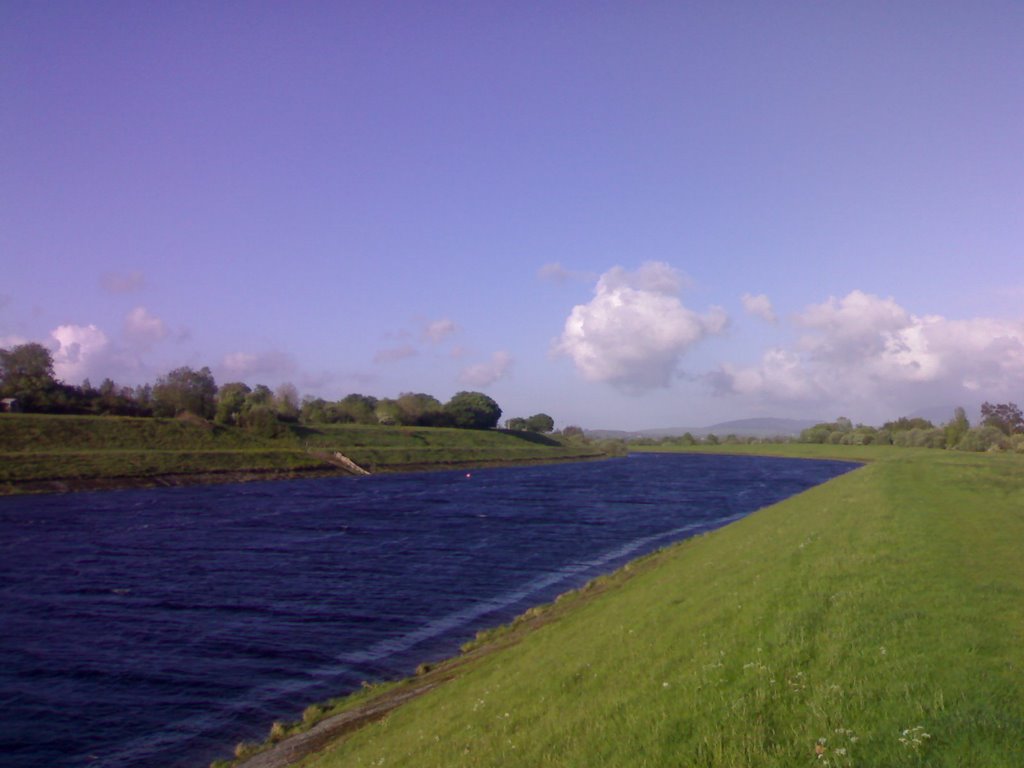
[0,414,609,494]
[235,447,1024,767]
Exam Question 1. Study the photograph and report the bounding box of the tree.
[336,394,378,424]
[561,425,585,440]
[944,407,970,448]
[245,384,274,410]
[240,404,284,438]
[443,391,502,430]
[216,382,251,424]
[958,425,1009,452]
[525,413,555,433]
[0,342,57,409]
[374,398,401,425]
[274,383,300,422]
[505,417,528,430]
[882,416,935,432]
[152,366,217,419]
[300,396,331,424]
[980,401,1024,435]
[396,392,445,426]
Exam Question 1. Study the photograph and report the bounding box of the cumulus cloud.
[50,324,111,382]
[741,293,777,323]
[222,350,298,379]
[373,344,418,364]
[123,306,168,348]
[423,318,458,344]
[101,271,145,294]
[554,262,727,393]
[712,289,1024,415]
[459,350,513,387]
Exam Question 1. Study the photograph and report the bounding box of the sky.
[2,2,1022,431]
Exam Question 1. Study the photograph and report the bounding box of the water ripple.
[0,453,855,767]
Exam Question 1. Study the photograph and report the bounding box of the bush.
[240,405,284,439]
[956,426,1009,452]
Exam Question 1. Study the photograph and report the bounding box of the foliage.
[240,405,285,438]
[443,391,502,430]
[980,401,1024,435]
[152,366,217,419]
[336,394,379,424]
[395,392,446,427]
[892,427,946,449]
[943,406,970,448]
[957,425,1010,452]
[215,382,251,425]
[299,396,332,424]
[881,416,935,432]
[274,383,301,422]
[525,413,555,433]
[0,342,57,410]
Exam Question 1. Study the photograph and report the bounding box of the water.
[0,452,856,767]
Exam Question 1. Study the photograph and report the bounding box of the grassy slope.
[0,414,606,492]
[288,447,1023,768]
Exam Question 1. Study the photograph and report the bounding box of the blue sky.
[3,2,1022,430]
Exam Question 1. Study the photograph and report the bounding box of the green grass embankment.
[241,447,1024,768]
[0,414,609,494]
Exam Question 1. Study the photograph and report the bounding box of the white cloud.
[123,306,168,348]
[459,350,513,387]
[741,292,777,323]
[423,318,458,344]
[50,324,111,383]
[373,344,418,364]
[222,350,297,380]
[554,261,726,393]
[712,290,1024,417]
[101,271,145,294]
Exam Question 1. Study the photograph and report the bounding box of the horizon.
[3,3,1022,431]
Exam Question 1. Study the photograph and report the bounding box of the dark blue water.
[0,453,856,768]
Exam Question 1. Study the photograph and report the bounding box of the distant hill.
[586,417,823,440]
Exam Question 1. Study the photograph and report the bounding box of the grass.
[0,414,609,493]
[249,446,1024,768]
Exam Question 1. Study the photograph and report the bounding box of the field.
[233,446,1024,768]
[0,414,609,494]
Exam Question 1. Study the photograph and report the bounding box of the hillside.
[0,414,610,494]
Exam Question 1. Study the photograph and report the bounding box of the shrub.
[957,426,1009,452]
[268,721,287,742]
[241,405,283,438]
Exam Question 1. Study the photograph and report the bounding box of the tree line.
[796,405,1024,453]
[0,342,538,434]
